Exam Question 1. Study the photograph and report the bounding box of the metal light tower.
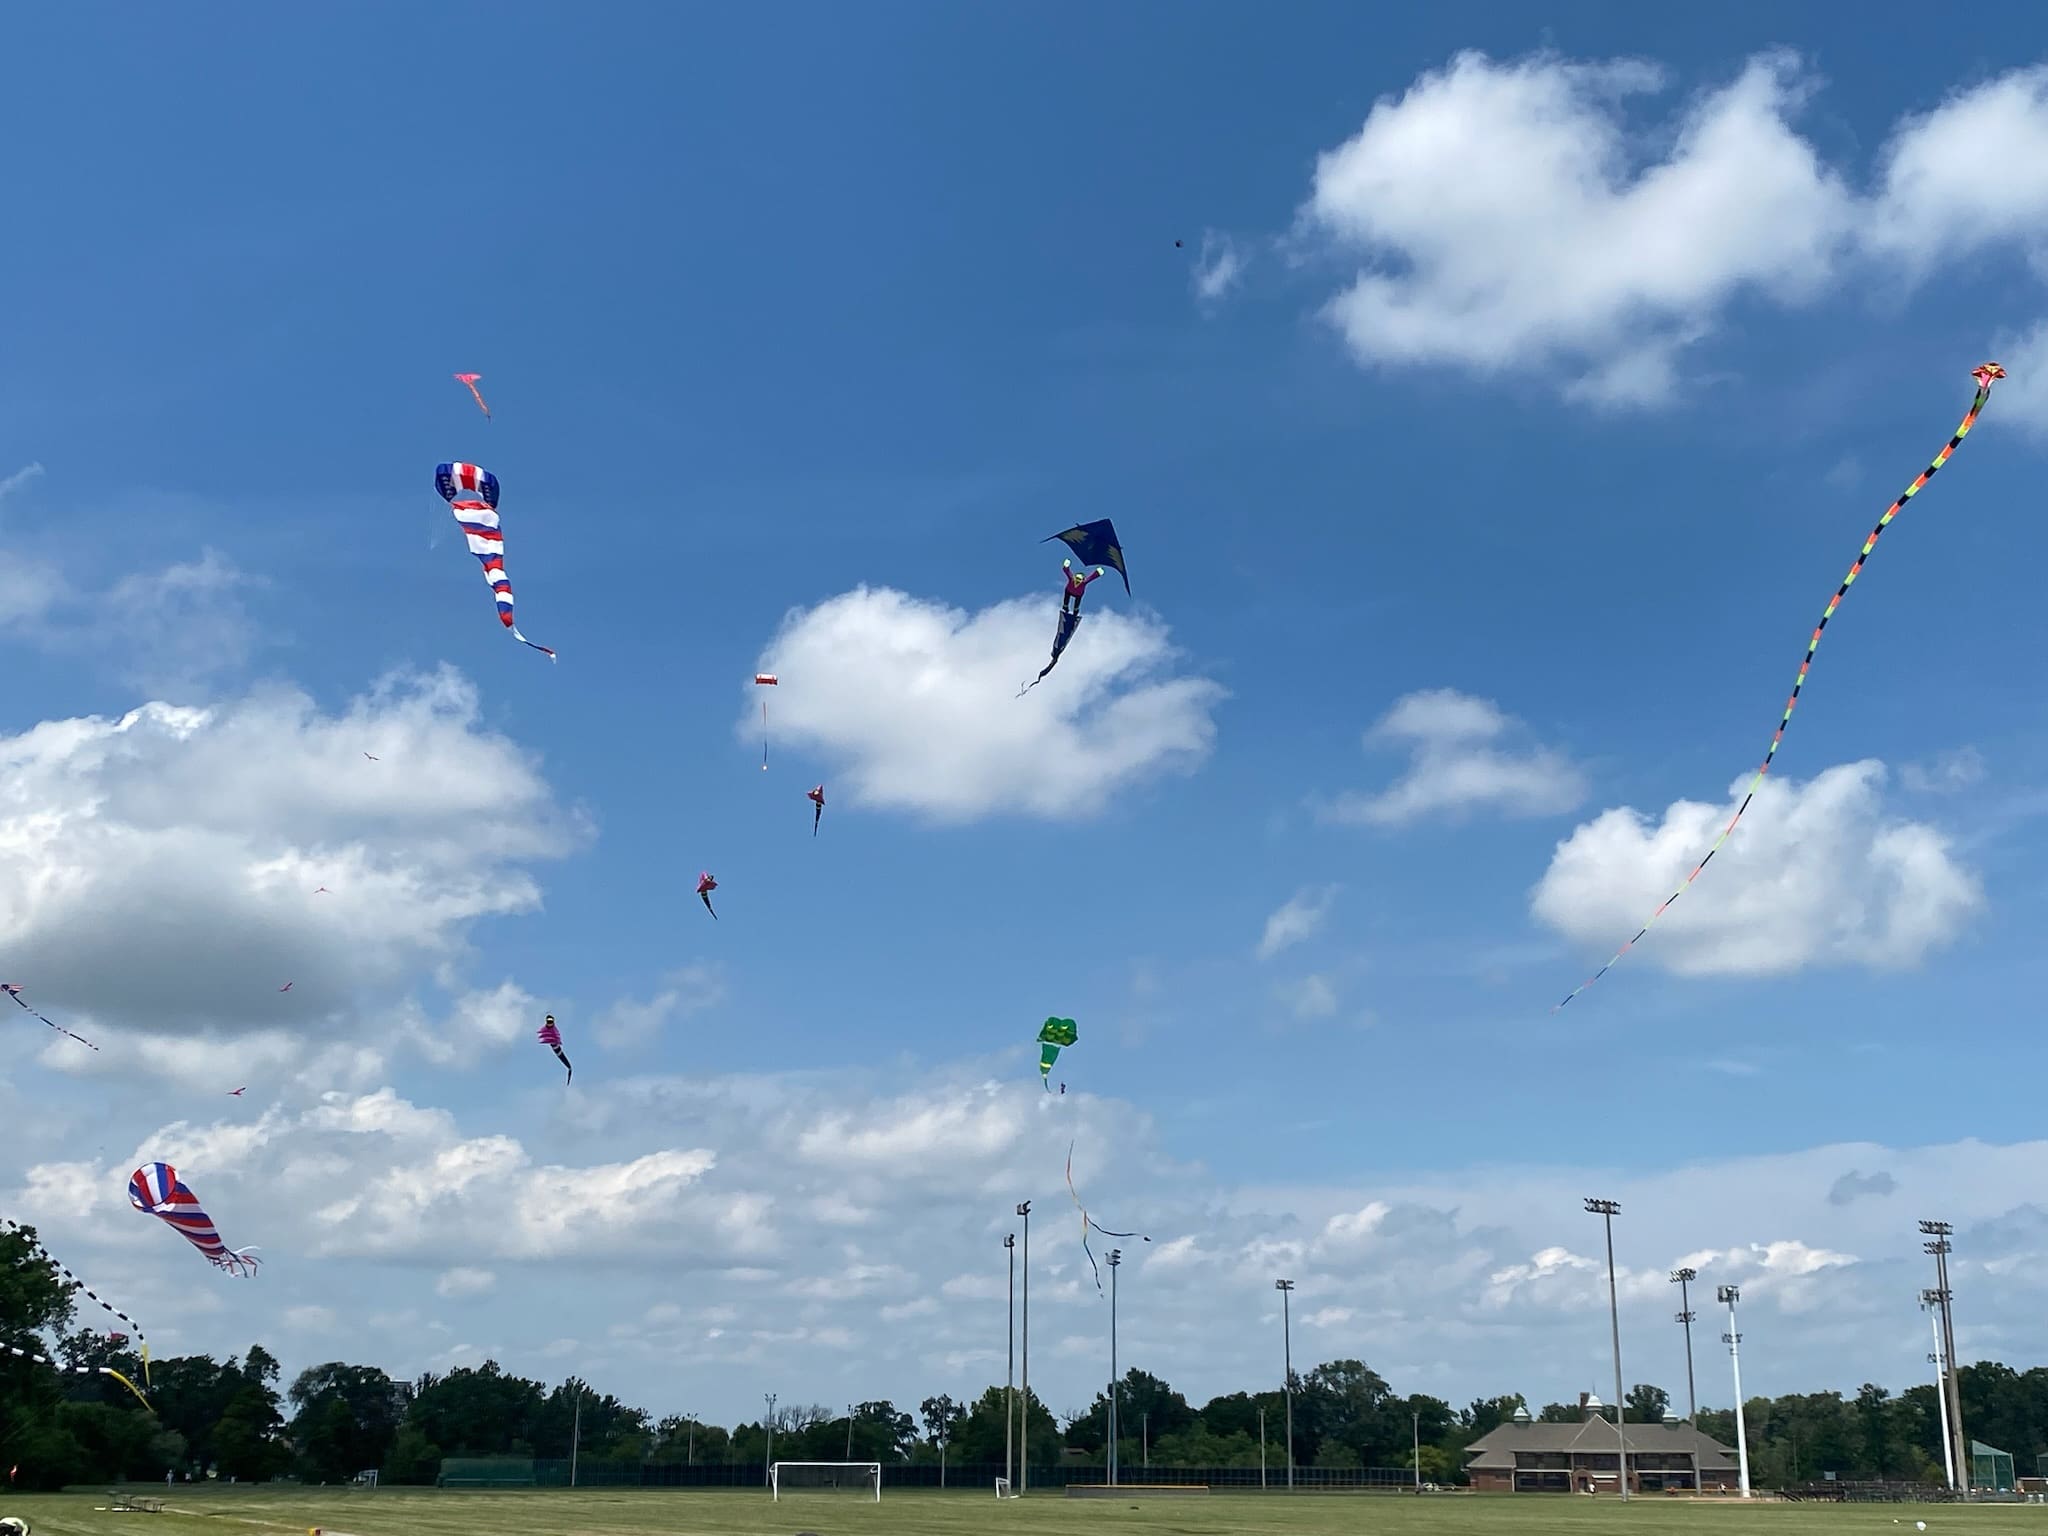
[1922,1288,1956,1492]
[1670,1267,1699,1423]
[1018,1200,1032,1496]
[1275,1279,1296,1490]
[1717,1286,1750,1498]
[1585,1199,1628,1500]
[1107,1248,1122,1487]
[1921,1220,1968,1499]
[763,1393,777,1487]
[1004,1231,1016,1492]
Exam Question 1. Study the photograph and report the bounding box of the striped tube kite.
[1,1217,150,1385]
[1554,363,2006,1011]
[453,372,491,419]
[537,1014,572,1084]
[1036,1017,1076,1089]
[2,1343,150,1414]
[435,463,557,659]
[127,1163,260,1277]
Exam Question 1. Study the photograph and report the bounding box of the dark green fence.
[455,1458,1419,1490]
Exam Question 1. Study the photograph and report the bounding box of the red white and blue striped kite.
[434,462,556,660]
[127,1162,260,1276]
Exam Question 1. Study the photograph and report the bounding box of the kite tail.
[1553,362,2005,1012]
[510,625,557,660]
[1,1218,147,1372]
[105,1367,153,1414]
[216,1247,262,1277]
[5,987,99,1050]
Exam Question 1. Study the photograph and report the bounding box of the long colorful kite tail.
[1553,362,2005,1013]
[2,1343,152,1413]
[0,1218,150,1385]
[2,983,99,1050]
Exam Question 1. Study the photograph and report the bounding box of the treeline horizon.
[4,1227,2042,1491]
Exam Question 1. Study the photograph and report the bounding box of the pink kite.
[697,872,718,920]
[454,372,491,419]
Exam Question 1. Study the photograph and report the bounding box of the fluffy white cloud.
[1301,54,2048,403]
[1303,50,1849,404]
[1866,65,2048,276]
[1531,760,1980,977]
[1989,318,2048,439]
[746,586,1226,821]
[11,1056,2048,1422]
[1258,885,1339,959]
[1326,688,1584,826]
[0,666,581,1045]
[1191,230,1245,305]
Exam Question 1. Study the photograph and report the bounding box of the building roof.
[1464,1417,1739,1472]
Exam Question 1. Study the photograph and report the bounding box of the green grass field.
[0,1488,2030,1536]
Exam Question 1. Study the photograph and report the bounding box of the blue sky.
[6,3,2048,1432]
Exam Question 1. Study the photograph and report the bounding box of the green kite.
[1037,1017,1077,1089]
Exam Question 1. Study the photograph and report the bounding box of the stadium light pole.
[1018,1200,1032,1496]
[1276,1279,1295,1490]
[570,1387,582,1490]
[682,1409,695,1466]
[1004,1231,1016,1493]
[1585,1198,1627,1501]
[763,1393,776,1488]
[1107,1248,1122,1488]
[1412,1410,1421,1493]
[1922,1220,1968,1500]
[845,1404,854,1459]
[1716,1286,1750,1498]
[1922,1289,1956,1492]
[1259,1406,1267,1489]
[1670,1268,1699,1423]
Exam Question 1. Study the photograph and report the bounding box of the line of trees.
[1,1224,2036,1490]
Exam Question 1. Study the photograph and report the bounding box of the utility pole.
[1018,1200,1032,1496]
[1585,1199,1628,1501]
[1107,1248,1122,1488]
[1670,1267,1699,1422]
[1004,1231,1016,1492]
[1921,1220,1969,1500]
[1275,1279,1295,1490]
[1923,1290,1956,1492]
[1717,1286,1750,1498]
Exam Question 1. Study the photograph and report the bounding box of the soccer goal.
[770,1461,881,1501]
[995,1476,1014,1498]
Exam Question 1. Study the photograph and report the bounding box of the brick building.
[1463,1399,1741,1494]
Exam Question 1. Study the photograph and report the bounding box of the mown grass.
[0,1485,2022,1536]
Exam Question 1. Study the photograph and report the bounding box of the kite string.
[1065,1139,1150,1294]
[1,1217,149,1385]
[1553,363,2005,1012]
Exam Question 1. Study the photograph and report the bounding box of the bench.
[107,1490,165,1513]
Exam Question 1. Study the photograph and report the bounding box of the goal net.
[770,1461,881,1501]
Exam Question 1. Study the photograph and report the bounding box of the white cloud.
[1303,50,1850,405]
[1191,231,1245,305]
[1989,319,2048,439]
[1900,746,1986,794]
[1866,66,2048,277]
[15,1055,2048,1421]
[0,666,581,1044]
[1326,688,1585,826]
[592,965,724,1051]
[436,1266,498,1299]
[1299,54,2048,404]
[1258,885,1339,960]
[0,463,43,502]
[746,587,1226,821]
[1531,760,1980,977]
[1274,973,1339,1019]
